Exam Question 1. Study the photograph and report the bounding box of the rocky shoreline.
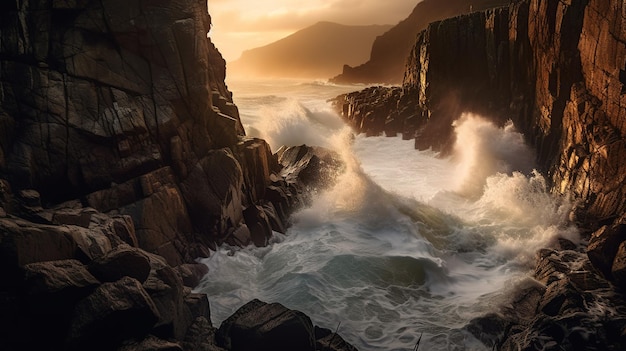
[0,0,353,350]
[2,0,626,350]
[333,0,626,349]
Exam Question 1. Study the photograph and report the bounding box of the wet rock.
[216,299,316,351]
[243,204,272,247]
[315,326,359,351]
[175,263,209,288]
[466,313,511,349]
[277,145,343,188]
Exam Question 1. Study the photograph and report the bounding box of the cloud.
[208,0,418,61]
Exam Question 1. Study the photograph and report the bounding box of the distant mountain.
[330,0,513,84]
[227,22,393,79]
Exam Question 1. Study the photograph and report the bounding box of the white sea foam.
[195,80,579,351]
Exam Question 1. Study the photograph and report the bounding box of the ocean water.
[195,79,580,350]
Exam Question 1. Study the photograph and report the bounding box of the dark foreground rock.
[467,240,626,350]
[217,299,357,351]
[0,0,346,350]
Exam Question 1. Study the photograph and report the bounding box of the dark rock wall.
[0,1,351,350]
[0,0,300,266]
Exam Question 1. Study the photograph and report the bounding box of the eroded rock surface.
[0,0,350,350]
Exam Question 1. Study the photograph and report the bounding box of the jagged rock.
[235,137,279,204]
[183,317,226,351]
[23,259,100,296]
[180,149,244,241]
[243,205,272,247]
[183,290,211,323]
[143,264,187,340]
[88,246,151,283]
[120,184,193,266]
[216,299,316,351]
[175,263,209,288]
[278,145,342,188]
[611,241,626,290]
[66,276,160,350]
[0,217,79,271]
[588,223,626,279]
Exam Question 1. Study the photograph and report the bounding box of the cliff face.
[330,0,512,84]
[0,1,348,350]
[0,0,313,266]
[335,0,625,228]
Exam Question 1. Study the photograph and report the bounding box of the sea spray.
[451,113,535,198]
[196,80,580,350]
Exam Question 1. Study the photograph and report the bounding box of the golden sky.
[208,0,419,62]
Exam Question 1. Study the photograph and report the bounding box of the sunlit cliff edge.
[333,0,626,347]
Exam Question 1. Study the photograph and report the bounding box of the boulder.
[66,276,160,350]
[216,299,316,351]
[88,246,151,283]
[0,217,79,272]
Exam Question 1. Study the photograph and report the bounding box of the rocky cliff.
[333,0,626,348]
[330,0,512,84]
[335,0,626,233]
[0,0,350,350]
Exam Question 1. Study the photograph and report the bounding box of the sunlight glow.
[207,0,418,61]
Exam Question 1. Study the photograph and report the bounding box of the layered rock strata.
[0,0,349,350]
